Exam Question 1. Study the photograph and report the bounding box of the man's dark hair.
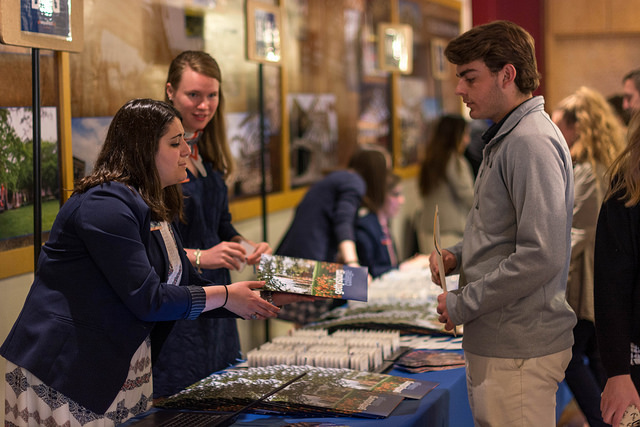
[444,20,540,94]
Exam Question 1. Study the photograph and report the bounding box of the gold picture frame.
[0,0,83,52]
[246,0,281,65]
[377,23,413,74]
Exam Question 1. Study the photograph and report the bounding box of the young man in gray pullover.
[429,20,577,426]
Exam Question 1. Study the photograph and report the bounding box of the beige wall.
[0,177,420,423]
[544,0,640,110]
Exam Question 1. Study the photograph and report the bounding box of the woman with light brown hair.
[552,85,625,427]
[152,51,273,398]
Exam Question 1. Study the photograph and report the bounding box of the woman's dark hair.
[165,50,234,178]
[74,98,184,222]
[348,145,390,212]
[419,114,468,196]
[445,20,540,94]
[387,172,401,193]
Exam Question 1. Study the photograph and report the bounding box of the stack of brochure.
[246,328,403,372]
[158,365,438,419]
[306,268,462,336]
[394,349,465,373]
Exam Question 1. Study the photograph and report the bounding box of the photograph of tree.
[0,107,59,250]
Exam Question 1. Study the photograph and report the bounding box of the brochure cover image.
[257,254,368,302]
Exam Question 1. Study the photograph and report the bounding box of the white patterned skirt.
[5,337,153,427]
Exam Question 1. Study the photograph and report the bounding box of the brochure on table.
[158,365,438,419]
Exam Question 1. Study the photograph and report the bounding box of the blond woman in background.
[552,86,626,427]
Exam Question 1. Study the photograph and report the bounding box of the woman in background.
[151,51,273,398]
[553,86,626,427]
[355,173,404,278]
[1,99,285,426]
[355,172,428,278]
[414,114,474,254]
[275,144,390,325]
[594,110,640,426]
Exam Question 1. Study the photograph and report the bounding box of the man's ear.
[166,83,174,101]
[501,64,517,87]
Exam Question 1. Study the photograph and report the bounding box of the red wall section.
[470,0,545,97]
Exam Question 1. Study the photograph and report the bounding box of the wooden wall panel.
[69,0,178,117]
[284,0,366,167]
[610,0,640,32]
[0,48,58,107]
[545,36,640,110]
[548,0,606,35]
[545,0,640,111]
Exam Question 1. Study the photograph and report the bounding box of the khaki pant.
[465,348,572,427]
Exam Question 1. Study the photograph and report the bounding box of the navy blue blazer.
[0,182,233,414]
[355,212,397,278]
[276,170,366,262]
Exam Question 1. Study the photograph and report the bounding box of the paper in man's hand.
[433,205,447,292]
[434,205,457,336]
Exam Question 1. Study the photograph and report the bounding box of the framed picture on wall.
[0,106,59,252]
[377,23,413,74]
[431,38,449,80]
[287,93,339,187]
[246,0,281,64]
[0,0,83,51]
